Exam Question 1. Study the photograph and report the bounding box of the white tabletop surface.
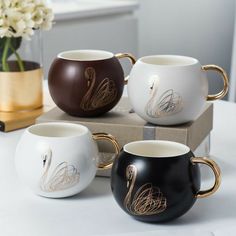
[0,100,236,236]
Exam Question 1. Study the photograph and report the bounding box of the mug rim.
[26,122,89,139]
[139,55,199,67]
[57,49,114,61]
[123,140,191,158]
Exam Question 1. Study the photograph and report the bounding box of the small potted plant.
[0,0,54,112]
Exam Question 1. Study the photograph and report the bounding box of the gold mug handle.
[191,157,221,198]
[92,133,120,170]
[202,65,229,101]
[115,53,136,85]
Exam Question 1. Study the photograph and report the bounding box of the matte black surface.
[111,149,200,222]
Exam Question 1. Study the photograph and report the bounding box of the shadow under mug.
[15,122,120,198]
[111,140,221,222]
[127,55,229,125]
[48,50,136,117]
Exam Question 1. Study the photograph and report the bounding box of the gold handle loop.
[92,133,120,170]
[202,65,229,101]
[115,53,136,85]
[191,157,221,198]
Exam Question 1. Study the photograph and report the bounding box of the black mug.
[111,140,221,222]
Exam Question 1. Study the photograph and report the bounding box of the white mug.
[127,55,229,125]
[15,122,120,198]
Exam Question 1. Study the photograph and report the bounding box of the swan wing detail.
[90,78,118,109]
[41,162,80,192]
[146,89,183,118]
[130,183,167,215]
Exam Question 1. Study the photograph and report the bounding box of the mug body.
[15,122,98,198]
[127,55,208,125]
[111,140,200,222]
[48,50,125,117]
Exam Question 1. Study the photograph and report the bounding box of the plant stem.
[9,42,24,72]
[2,37,11,72]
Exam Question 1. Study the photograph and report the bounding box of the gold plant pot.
[0,64,43,112]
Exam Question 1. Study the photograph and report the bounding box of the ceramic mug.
[15,122,120,198]
[127,55,229,125]
[48,50,136,117]
[111,140,221,222]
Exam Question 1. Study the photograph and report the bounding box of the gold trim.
[92,132,120,170]
[202,65,229,101]
[0,68,43,112]
[145,83,183,118]
[80,67,118,111]
[191,157,221,198]
[115,53,136,85]
[124,165,167,216]
[0,107,43,132]
[40,149,80,192]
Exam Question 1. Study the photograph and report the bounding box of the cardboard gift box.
[36,97,213,176]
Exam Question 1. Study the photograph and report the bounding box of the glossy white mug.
[15,122,120,198]
[127,55,229,125]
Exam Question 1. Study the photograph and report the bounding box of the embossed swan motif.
[124,165,167,216]
[80,67,118,111]
[145,78,183,118]
[40,150,80,192]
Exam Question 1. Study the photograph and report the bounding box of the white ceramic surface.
[15,122,99,198]
[128,55,221,125]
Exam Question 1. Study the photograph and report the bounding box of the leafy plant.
[0,0,54,72]
[0,37,22,71]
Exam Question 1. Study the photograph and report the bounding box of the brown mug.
[48,50,136,117]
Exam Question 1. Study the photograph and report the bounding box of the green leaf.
[0,37,22,59]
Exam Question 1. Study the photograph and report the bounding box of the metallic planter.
[0,68,43,112]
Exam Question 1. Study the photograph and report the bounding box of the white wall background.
[229,2,236,101]
[136,0,235,98]
[43,14,138,77]
[44,0,235,98]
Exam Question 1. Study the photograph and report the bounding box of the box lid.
[36,97,213,151]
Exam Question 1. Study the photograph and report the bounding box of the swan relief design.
[145,79,183,118]
[40,150,80,192]
[124,165,167,216]
[80,67,118,111]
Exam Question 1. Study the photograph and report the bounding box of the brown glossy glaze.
[48,56,125,117]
